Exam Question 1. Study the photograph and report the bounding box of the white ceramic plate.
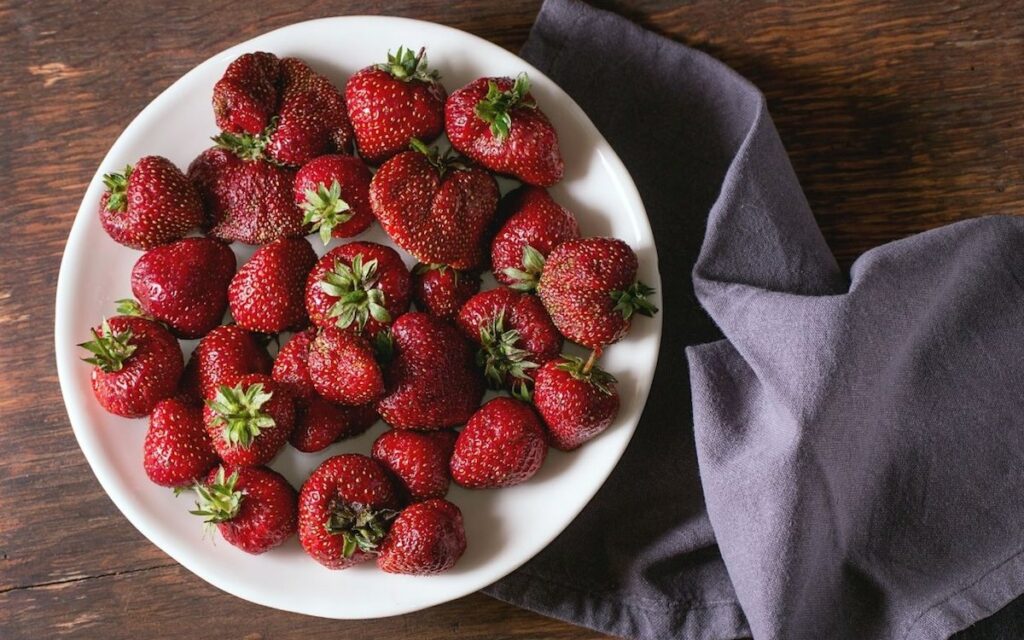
[54,16,661,619]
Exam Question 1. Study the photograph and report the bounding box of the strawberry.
[369,140,499,270]
[203,373,294,467]
[143,398,218,487]
[271,329,318,405]
[193,324,273,399]
[533,355,620,451]
[450,397,547,489]
[213,52,282,136]
[98,156,205,250]
[307,326,384,406]
[273,330,378,451]
[377,312,485,430]
[371,429,457,501]
[294,154,374,245]
[377,498,466,575]
[411,263,480,320]
[290,398,378,453]
[188,145,304,245]
[80,316,184,418]
[445,74,564,186]
[228,237,317,334]
[537,237,659,351]
[127,237,235,339]
[298,454,401,569]
[213,53,353,166]
[305,241,411,336]
[191,465,297,554]
[491,186,579,291]
[345,46,446,165]
[456,286,562,396]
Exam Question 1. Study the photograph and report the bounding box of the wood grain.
[1,0,1022,638]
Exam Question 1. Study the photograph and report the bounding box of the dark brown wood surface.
[2,1,1022,638]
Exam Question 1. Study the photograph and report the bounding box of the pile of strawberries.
[81,47,658,576]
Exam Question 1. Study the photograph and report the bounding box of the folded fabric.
[486,1,1024,639]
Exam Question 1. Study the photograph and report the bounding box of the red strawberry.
[411,263,481,320]
[213,54,353,166]
[213,52,282,136]
[143,398,218,487]
[294,155,374,245]
[271,329,317,405]
[345,46,446,165]
[377,312,484,430]
[193,325,273,399]
[456,286,562,396]
[298,454,401,569]
[273,330,378,452]
[188,146,304,245]
[372,429,457,501]
[450,397,547,489]
[203,373,294,467]
[290,398,378,453]
[80,316,184,418]
[191,465,297,554]
[537,237,658,351]
[128,237,236,339]
[491,186,579,290]
[228,237,317,333]
[305,241,411,336]
[98,156,205,250]
[533,355,620,450]
[369,140,499,270]
[377,498,466,575]
[445,74,564,186]
[307,327,384,406]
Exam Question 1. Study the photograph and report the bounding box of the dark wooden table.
[3,1,1022,638]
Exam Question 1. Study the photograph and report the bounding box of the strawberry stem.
[324,502,398,558]
[473,72,535,141]
[189,467,242,529]
[301,180,354,246]
[376,45,440,83]
[206,382,276,448]
[101,165,133,212]
[609,282,659,320]
[319,253,391,331]
[556,353,617,396]
[477,310,539,390]
[79,319,137,373]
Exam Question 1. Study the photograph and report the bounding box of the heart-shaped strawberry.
[369,140,498,270]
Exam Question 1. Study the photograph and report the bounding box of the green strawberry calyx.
[324,501,398,558]
[79,319,137,373]
[206,382,276,448]
[408,138,467,177]
[212,117,278,162]
[477,309,539,395]
[189,467,243,531]
[319,254,391,331]
[556,353,618,396]
[101,165,133,212]
[609,282,659,320]
[376,46,440,83]
[474,72,535,141]
[301,180,354,246]
[503,245,545,292]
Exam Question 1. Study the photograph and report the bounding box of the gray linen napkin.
[485,1,1024,639]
